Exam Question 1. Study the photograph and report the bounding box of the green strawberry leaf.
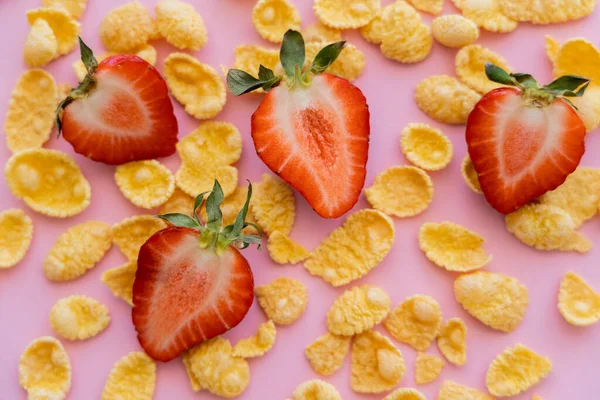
[227,69,266,95]
[157,213,200,229]
[258,65,275,81]
[280,30,305,78]
[543,75,590,97]
[311,41,346,75]
[79,37,98,76]
[511,73,538,89]
[485,63,516,86]
[205,180,225,232]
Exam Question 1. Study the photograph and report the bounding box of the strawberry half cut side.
[132,181,261,362]
[227,31,370,219]
[56,38,178,165]
[466,63,589,214]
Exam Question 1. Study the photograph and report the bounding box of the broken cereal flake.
[255,277,308,325]
[432,14,479,48]
[267,231,310,265]
[304,209,395,286]
[456,44,511,94]
[115,160,175,209]
[383,388,427,400]
[438,380,494,400]
[253,0,301,43]
[415,352,445,384]
[545,35,560,63]
[42,0,87,19]
[454,271,528,332]
[499,0,596,24]
[302,21,342,43]
[0,209,33,269]
[102,352,156,400]
[99,1,154,52]
[415,75,480,124]
[50,296,110,340]
[159,187,195,215]
[304,42,365,81]
[250,174,295,236]
[454,0,518,33]
[293,379,342,400]
[383,295,442,351]
[380,23,433,64]
[19,336,71,400]
[327,285,391,336]
[486,343,552,397]
[351,330,406,393]
[101,260,137,306]
[5,69,57,152]
[233,320,277,358]
[558,271,600,326]
[155,0,207,50]
[419,221,491,272]
[305,332,351,376]
[44,221,112,281]
[27,7,80,55]
[176,163,239,200]
[314,0,380,29]
[407,0,443,14]
[461,155,482,194]
[437,318,467,366]
[23,19,58,67]
[112,215,167,261]
[401,123,453,171]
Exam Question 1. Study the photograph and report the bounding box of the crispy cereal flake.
[44,221,112,281]
[50,296,110,340]
[42,0,87,19]
[437,318,467,366]
[415,352,445,384]
[303,22,342,43]
[498,0,596,24]
[419,222,491,272]
[102,352,156,400]
[384,388,427,400]
[407,0,443,14]
[5,69,57,153]
[327,285,391,336]
[112,215,167,261]
[303,42,366,82]
[252,0,301,43]
[415,75,480,124]
[160,187,195,215]
[351,330,406,393]
[27,7,80,56]
[293,379,342,400]
[99,1,154,52]
[454,271,528,332]
[101,260,137,306]
[267,231,310,264]
[250,174,295,236]
[383,295,443,351]
[304,209,395,286]
[358,7,384,44]
[155,0,207,50]
[545,35,560,63]
[432,14,479,48]
[456,44,511,94]
[177,163,239,200]
[401,123,453,171]
[305,332,351,376]
[0,209,33,268]
[314,0,380,29]
[486,343,552,397]
[461,155,482,194]
[115,160,175,209]
[438,380,494,400]
[558,271,600,326]
[231,44,280,81]
[23,19,58,67]
[453,0,518,32]
[380,23,433,64]
[554,38,600,83]
[19,337,71,400]
[233,320,277,358]
[255,277,308,325]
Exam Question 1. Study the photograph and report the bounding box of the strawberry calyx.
[485,63,590,109]
[157,180,262,254]
[227,29,346,96]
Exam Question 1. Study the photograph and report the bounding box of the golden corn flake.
[554,38,600,83]
[231,45,280,80]
[453,0,518,33]
[438,380,494,400]
[456,44,511,94]
[305,332,351,376]
[99,1,154,52]
[415,75,481,124]
[499,0,596,24]
[299,42,365,82]
[23,19,58,67]
[437,318,467,366]
[419,222,491,272]
[486,343,552,397]
[314,0,380,29]
[304,209,395,286]
[27,7,80,56]
[255,277,308,325]
[351,330,406,393]
[383,388,427,400]
[461,155,482,194]
[177,164,239,200]
[0,209,33,269]
[407,0,443,14]
[5,69,57,153]
[415,352,445,384]
[401,123,453,171]
[293,379,342,400]
[383,295,442,351]
[358,7,384,44]
[432,14,479,48]
[303,21,342,43]
[250,174,295,236]
[115,160,175,209]
[160,187,195,215]
[44,221,112,281]
[19,336,71,400]
[50,295,110,340]
[327,285,391,336]
[267,231,310,264]
[177,121,242,166]
[252,0,301,43]
[101,260,137,306]
[42,0,87,19]
[380,23,433,64]
[155,0,207,50]
[454,271,528,332]
[233,320,276,358]
[102,352,156,400]
[545,35,560,63]
[558,271,600,326]
[112,215,167,261]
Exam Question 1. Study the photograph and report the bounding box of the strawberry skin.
[466,87,586,214]
[251,73,370,218]
[132,226,254,362]
[61,55,178,165]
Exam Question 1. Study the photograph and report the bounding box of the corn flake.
[456,44,511,94]
[250,174,295,236]
[486,343,552,397]
[293,379,342,400]
[415,75,481,124]
[115,160,175,209]
[558,271,600,326]
[155,0,207,50]
[415,352,445,384]
[233,320,277,358]
[380,23,433,64]
[327,285,391,336]
[27,7,80,56]
[432,14,479,48]
[401,123,453,171]
[454,271,528,332]
[351,330,406,393]
[437,318,467,366]
[112,215,167,261]
[255,277,308,325]
[101,260,137,306]
[554,38,600,83]
[160,187,195,215]
[267,231,310,264]
[305,332,351,376]
[177,164,239,200]
[99,1,154,52]
[384,388,427,400]
[303,22,342,43]
[23,19,58,67]
[314,0,380,29]
[304,209,395,286]
[19,336,71,400]
[252,0,301,43]
[42,0,87,19]
[461,155,482,194]
[438,380,494,400]
[304,42,366,82]
[231,45,280,81]
[358,8,384,44]
[570,88,600,132]
[5,69,57,153]
[408,0,443,14]
[498,0,596,24]
[383,295,442,351]
[50,295,110,340]
[102,352,156,400]
[545,35,560,63]
[0,209,33,269]
[453,0,518,32]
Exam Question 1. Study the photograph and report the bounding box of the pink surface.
[1,0,599,399]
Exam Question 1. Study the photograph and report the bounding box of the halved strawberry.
[227,30,369,219]
[466,64,589,214]
[132,181,260,362]
[57,38,178,165]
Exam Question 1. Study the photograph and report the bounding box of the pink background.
[1,0,599,399]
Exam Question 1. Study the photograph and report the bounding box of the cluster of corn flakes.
[401,123,453,171]
[102,352,156,400]
[50,295,111,340]
[0,209,33,268]
[115,160,175,209]
[255,277,308,325]
[558,272,600,326]
[326,285,391,336]
[155,0,207,50]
